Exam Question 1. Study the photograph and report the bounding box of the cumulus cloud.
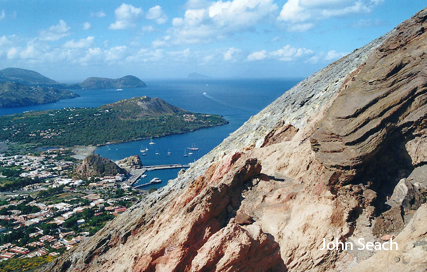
[7,47,19,59]
[306,49,348,63]
[0,35,16,56]
[0,10,5,20]
[224,47,242,61]
[109,4,143,30]
[247,45,314,61]
[155,0,278,46]
[323,50,347,60]
[126,48,164,63]
[270,45,313,61]
[38,20,70,41]
[64,37,95,49]
[278,0,383,31]
[146,6,168,24]
[247,50,267,61]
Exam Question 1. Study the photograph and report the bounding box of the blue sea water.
[0,78,301,189]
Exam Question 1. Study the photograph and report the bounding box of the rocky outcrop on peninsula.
[42,7,427,272]
[75,155,126,178]
[116,155,143,170]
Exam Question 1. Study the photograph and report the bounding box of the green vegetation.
[37,186,65,198]
[0,82,79,108]
[0,96,228,147]
[79,75,146,89]
[0,255,55,271]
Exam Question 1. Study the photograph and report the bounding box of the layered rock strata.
[43,8,427,272]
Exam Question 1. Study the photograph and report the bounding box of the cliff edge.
[42,7,427,272]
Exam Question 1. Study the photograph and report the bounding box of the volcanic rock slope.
[43,8,427,272]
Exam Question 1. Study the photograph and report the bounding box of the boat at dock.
[150,178,161,183]
[133,177,162,188]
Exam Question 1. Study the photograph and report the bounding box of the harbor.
[126,164,190,187]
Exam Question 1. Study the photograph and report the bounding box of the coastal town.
[0,146,151,270]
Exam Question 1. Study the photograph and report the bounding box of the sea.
[0,79,301,190]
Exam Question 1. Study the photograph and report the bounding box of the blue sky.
[0,0,425,82]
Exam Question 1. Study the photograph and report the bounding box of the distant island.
[187,72,211,79]
[78,75,146,89]
[0,96,228,147]
[0,67,148,108]
[0,82,79,108]
[0,67,58,86]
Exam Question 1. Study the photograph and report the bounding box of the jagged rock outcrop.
[116,155,143,170]
[42,8,427,272]
[75,154,127,178]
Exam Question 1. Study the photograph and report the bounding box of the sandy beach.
[72,146,96,160]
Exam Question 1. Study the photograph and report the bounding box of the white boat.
[167,150,171,157]
[188,152,193,156]
[187,144,199,151]
[141,174,147,178]
[155,149,160,155]
[116,88,123,91]
[183,149,188,157]
[150,178,161,183]
[149,139,156,145]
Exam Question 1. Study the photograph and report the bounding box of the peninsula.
[0,96,228,147]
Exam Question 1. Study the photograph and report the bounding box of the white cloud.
[126,48,164,63]
[20,45,40,59]
[247,50,267,61]
[90,11,106,18]
[7,47,19,59]
[323,50,347,60]
[157,0,278,46]
[0,35,16,56]
[109,4,143,30]
[146,6,168,24]
[79,47,103,65]
[38,20,70,41]
[224,47,242,61]
[270,45,313,61]
[286,23,314,32]
[83,22,91,30]
[305,49,348,63]
[0,10,5,20]
[278,0,383,31]
[105,46,128,61]
[248,45,314,61]
[64,37,95,49]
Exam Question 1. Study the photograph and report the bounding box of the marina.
[126,164,190,186]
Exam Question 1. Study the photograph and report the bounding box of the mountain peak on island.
[0,67,58,85]
[101,96,185,118]
[79,75,147,89]
[187,72,211,79]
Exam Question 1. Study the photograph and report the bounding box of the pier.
[144,164,190,171]
[125,164,190,187]
[126,169,146,186]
